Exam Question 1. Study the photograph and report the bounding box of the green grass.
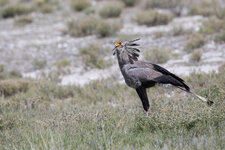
[0,68,225,149]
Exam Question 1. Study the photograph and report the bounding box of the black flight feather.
[152,64,190,92]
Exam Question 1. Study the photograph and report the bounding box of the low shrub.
[0,65,22,80]
[170,26,192,36]
[145,0,183,16]
[0,64,4,72]
[33,0,56,13]
[188,0,225,19]
[185,33,205,52]
[71,0,91,11]
[39,3,54,13]
[96,21,111,37]
[144,47,170,64]
[136,10,173,26]
[32,59,47,70]
[188,2,215,17]
[66,17,120,37]
[83,6,95,15]
[67,17,99,37]
[54,59,71,68]
[199,17,225,35]
[145,0,179,9]
[0,79,29,97]
[14,15,33,26]
[80,44,111,69]
[215,7,225,19]
[96,21,120,37]
[0,0,9,6]
[219,63,225,73]
[189,49,202,63]
[120,0,137,7]
[99,1,123,18]
[1,4,32,18]
[214,31,225,43]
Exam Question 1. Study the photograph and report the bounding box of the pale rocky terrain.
[0,0,225,86]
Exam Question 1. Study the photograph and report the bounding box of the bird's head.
[112,41,123,55]
[112,38,141,61]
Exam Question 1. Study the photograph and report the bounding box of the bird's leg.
[136,86,150,115]
[146,108,150,116]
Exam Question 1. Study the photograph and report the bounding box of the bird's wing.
[130,61,190,92]
[127,66,162,82]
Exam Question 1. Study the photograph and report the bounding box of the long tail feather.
[190,91,214,106]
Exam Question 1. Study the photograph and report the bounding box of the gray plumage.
[113,38,213,115]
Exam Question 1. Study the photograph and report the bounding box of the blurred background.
[0,0,225,85]
[1,0,225,149]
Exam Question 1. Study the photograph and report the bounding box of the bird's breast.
[121,66,141,89]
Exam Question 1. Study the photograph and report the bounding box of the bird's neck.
[116,51,131,69]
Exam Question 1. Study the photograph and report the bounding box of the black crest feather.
[125,38,141,63]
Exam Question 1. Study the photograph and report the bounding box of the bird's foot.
[146,108,150,116]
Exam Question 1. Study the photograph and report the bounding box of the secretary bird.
[112,38,213,115]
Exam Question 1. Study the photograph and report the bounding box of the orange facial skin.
[116,41,122,47]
